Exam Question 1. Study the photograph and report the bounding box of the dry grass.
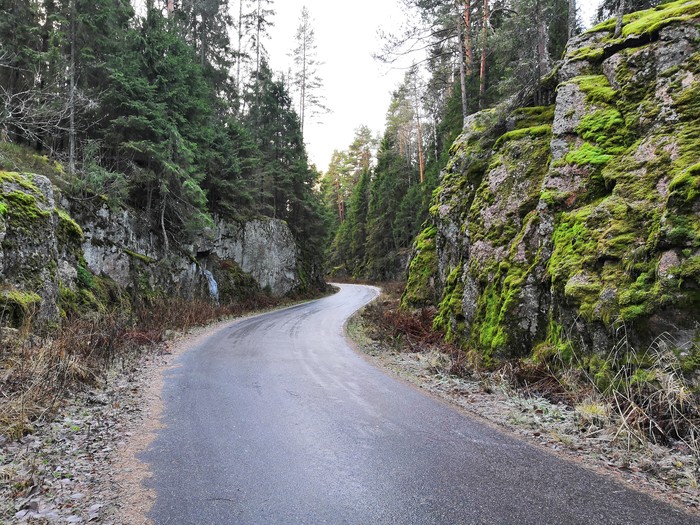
[362,286,700,460]
[0,293,283,438]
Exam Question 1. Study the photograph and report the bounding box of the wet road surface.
[145,284,699,524]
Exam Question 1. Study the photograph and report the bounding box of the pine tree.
[290,6,327,136]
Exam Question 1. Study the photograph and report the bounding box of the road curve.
[144,284,698,524]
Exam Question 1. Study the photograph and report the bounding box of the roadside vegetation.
[0,292,300,440]
[351,283,700,510]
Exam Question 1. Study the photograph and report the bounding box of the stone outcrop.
[0,172,83,324]
[403,1,700,368]
[76,204,300,299]
[0,171,303,327]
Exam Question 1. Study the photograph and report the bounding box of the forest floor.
[347,284,700,517]
[2,284,700,523]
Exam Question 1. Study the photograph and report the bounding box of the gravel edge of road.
[344,301,700,518]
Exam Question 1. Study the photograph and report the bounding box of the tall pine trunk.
[69,0,76,174]
[464,0,473,76]
[455,3,468,122]
[568,0,577,39]
[615,0,626,37]
[478,0,489,108]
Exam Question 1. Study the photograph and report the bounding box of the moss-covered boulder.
[0,172,83,327]
[403,2,700,365]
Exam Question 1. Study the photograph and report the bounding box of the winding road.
[144,284,698,524]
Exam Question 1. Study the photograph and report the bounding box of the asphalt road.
[144,283,699,524]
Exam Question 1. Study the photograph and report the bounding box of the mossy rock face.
[405,8,700,366]
[0,171,88,327]
[214,258,262,303]
[401,225,438,309]
[0,288,41,328]
[1,172,60,324]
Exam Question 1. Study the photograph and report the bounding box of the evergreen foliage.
[0,0,326,291]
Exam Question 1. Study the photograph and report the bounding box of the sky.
[266,0,406,173]
[266,1,600,173]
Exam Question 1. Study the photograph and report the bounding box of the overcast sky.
[266,1,600,173]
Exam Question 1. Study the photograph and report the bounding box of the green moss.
[533,319,575,364]
[672,256,700,285]
[55,208,83,243]
[476,265,527,355]
[402,225,439,308]
[76,264,95,290]
[0,143,65,181]
[0,288,41,327]
[668,164,700,207]
[123,249,156,264]
[674,70,700,122]
[2,190,50,229]
[0,171,42,195]
[565,143,614,166]
[548,208,595,285]
[576,109,628,155]
[0,201,7,216]
[587,18,617,34]
[509,106,555,128]
[58,278,111,319]
[433,266,465,340]
[539,189,569,207]
[216,259,261,303]
[494,124,551,149]
[567,45,605,63]
[564,273,603,320]
[622,0,700,37]
[662,214,700,248]
[586,0,700,39]
[574,75,617,106]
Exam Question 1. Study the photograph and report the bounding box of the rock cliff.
[0,170,304,328]
[403,1,700,367]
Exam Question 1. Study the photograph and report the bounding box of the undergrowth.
[0,293,280,439]
[362,284,700,461]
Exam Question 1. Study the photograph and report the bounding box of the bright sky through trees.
[267,0,599,172]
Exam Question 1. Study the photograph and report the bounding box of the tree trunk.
[417,114,425,184]
[614,0,626,38]
[412,77,425,184]
[568,0,577,39]
[455,5,468,121]
[464,0,473,76]
[335,177,343,223]
[479,0,489,108]
[161,197,169,253]
[68,0,76,174]
[236,0,243,95]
